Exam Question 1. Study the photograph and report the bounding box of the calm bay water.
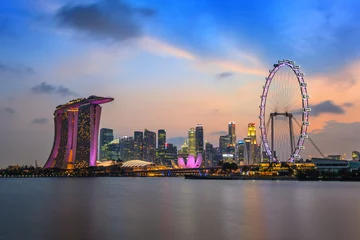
[0,178,360,240]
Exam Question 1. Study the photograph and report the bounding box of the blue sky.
[1,0,360,166]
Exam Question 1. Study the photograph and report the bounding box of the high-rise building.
[195,124,204,155]
[188,128,196,156]
[133,131,143,160]
[248,123,257,163]
[158,129,166,164]
[143,129,156,163]
[236,140,245,163]
[179,138,189,158]
[119,136,134,161]
[205,142,215,167]
[164,143,178,165]
[228,122,236,146]
[219,135,231,153]
[101,138,120,161]
[243,137,252,164]
[44,96,114,169]
[99,128,114,161]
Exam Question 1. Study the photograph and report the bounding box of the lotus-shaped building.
[177,154,203,168]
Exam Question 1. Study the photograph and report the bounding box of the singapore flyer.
[259,59,310,162]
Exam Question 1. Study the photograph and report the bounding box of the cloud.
[0,63,34,76]
[56,0,156,42]
[217,72,234,79]
[32,118,48,124]
[343,102,354,108]
[210,131,227,136]
[311,100,349,116]
[4,107,15,114]
[306,121,360,158]
[31,82,77,97]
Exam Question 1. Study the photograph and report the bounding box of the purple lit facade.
[177,154,203,168]
[44,96,113,169]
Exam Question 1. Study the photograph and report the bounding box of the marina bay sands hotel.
[44,96,113,169]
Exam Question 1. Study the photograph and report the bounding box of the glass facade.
[134,131,143,160]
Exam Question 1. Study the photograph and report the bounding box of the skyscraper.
[188,128,196,156]
[205,142,215,167]
[100,128,114,161]
[219,135,231,153]
[119,136,134,161]
[143,129,156,163]
[228,122,236,146]
[247,123,257,163]
[44,96,114,169]
[195,124,204,154]
[158,129,166,164]
[133,131,143,160]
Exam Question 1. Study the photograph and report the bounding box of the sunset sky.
[1,0,360,167]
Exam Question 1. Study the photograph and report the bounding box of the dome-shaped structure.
[122,160,155,168]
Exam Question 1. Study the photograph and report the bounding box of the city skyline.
[1,0,360,167]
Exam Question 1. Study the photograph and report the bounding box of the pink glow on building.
[177,153,203,168]
[44,96,113,169]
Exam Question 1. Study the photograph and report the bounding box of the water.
[0,178,360,240]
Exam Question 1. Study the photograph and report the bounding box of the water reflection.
[1,178,360,240]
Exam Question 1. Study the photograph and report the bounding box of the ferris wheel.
[259,59,310,162]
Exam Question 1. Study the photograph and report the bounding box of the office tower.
[205,142,215,167]
[243,137,252,164]
[195,124,204,155]
[158,129,166,164]
[163,143,178,165]
[219,135,231,153]
[236,140,245,163]
[119,136,134,161]
[101,138,120,161]
[248,123,257,163]
[228,122,236,146]
[133,131,143,160]
[44,96,114,169]
[99,128,114,161]
[188,128,196,156]
[143,129,156,163]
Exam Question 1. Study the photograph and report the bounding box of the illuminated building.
[158,129,166,164]
[179,138,189,158]
[236,140,245,163]
[328,155,343,160]
[205,142,215,167]
[99,128,113,161]
[44,96,114,169]
[120,136,134,161]
[177,154,203,168]
[228,122,236,146]
[101,138,120,161]
[143,129,156,163]
[243,137,252,164]
[247,123,257,163]
[163,143,177,165]
[188,128,196,156]
[219,135,231,153]
[352,151,360,161]
[195,124,204,155]
[133,131,143,160]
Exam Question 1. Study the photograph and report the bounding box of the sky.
[1,0,360,167]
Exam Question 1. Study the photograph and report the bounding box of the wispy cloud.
[216,71,234,79]
[3,107,15,114]
[31,82,77,97]
[0,63,34,76]
[32,118,48,124]
[210,130,227,135]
